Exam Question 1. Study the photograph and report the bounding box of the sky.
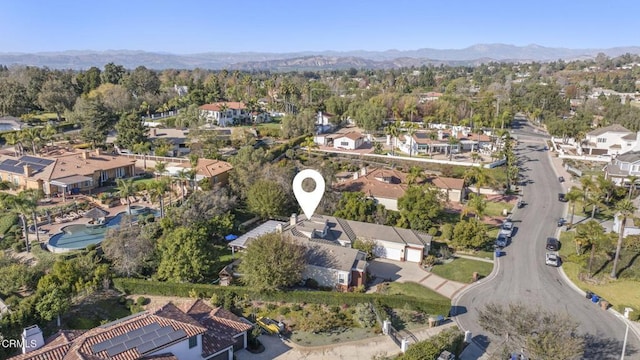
[1,0,639,54]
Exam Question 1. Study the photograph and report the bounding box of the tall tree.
[68,96,114,148]
[116,178,137,215]
[247,180,289,219]
[565,187,582,227]
[397,185,445,231]
[238,232,306,291]
[611,199,637,278]
[574,220,609,276]
[132,142,152,170]
[464,165,492,195]
[37,77,77,121]
[115,113,150,151]
[103,215,153,277]
[157,225,216,282]
[102,62,126,85]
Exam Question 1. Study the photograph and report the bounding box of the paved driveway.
[367,258,467,299]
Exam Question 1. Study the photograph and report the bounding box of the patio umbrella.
[225,234,238,241]
[83,207,109,220]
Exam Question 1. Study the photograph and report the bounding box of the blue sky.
[1,0,638,54]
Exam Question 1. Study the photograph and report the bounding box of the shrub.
[278,306,290,315]
[266,303,277,311]
[354,303,377,328]
[12,241,25,253]
[136,296,148,306]
[305,278,319,289]
[441,223,454,241]
[428,227,439,237]
[0,214,18,236]
[291,304,302,312]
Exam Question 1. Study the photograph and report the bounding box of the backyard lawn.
[430,257,494,283]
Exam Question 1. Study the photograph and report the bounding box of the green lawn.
[379,281,449,302]
[483,201,512,217]
[559,230,640,312]
[132,177,157,189]
[291,328,377,347]
[430,257,494,283]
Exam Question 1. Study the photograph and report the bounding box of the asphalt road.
[454,120,640,359]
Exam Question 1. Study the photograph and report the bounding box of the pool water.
[47,213,125,253]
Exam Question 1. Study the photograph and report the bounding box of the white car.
[499,221,514,238]
[545,252,559,267]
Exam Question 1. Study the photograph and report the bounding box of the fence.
[119,154,190,165]
[565,164,583,177]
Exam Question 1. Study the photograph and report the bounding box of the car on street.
[499,220,514,237]
[545,252,560,267]
[558,176,565,182]
[546,237,560,251]
[558,193,567,202]
[557,218,566,227]
[496,234,508,248]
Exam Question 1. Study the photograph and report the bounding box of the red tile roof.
[199,102,246,111]
[335,168,409,200]
[336,132,364,141]
[429,176,465,190]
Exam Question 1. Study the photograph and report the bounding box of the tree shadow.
[449,305,467,316]
[592,257,612,277]
[583,333,636,359]
[616,252,640,278]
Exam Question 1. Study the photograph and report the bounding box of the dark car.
[557,218,566,227]
[558,176,565,182]
[546,237,559,251]
[558,193,567,202]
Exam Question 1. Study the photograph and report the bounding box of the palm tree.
[405,123,417,157]
[470,152,481,164]
[580,176,594,203]
[384,122,399,156]
[627,175,639,199]
[1,193,37,252]
[20,128,42,154]
[462,193,486,220]
[154,161,167,179]
[20,189,43,245]
[177,169,189,199]
[611,199,637,279]
[406,166,423,186]
[428,131,438,157]
[301,136,317,157]
[564,187,582,228]
[147,179,169,218]
[41,124,58,147]
[116,178,137,215]
[464,165,491,195]
[4,132,24,156]
[132,142,152,170]
[574,220,608,277]
[447,136,460,161]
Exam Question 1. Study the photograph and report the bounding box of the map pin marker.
[292,169,325,220]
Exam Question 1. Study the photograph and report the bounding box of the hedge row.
[268,134,308,158]
[113,278,451,316]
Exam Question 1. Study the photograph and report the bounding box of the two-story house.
[13,300,252,360]
[604,151,640,187]
[199,102,249,127]
[580,124,640,156]
[316,111,335,134]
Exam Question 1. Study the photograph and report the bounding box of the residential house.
[11,300,252,360]
[427,176,466,203]
[397,130,461,156]
[580,124,640,156]
[167,158,233,188]
[0,150,136,197]
[604,151,640,187]
[612,213,640,238]
[333,132,365,150]
[418,92,443,103]
[316,111,335,134]
[334,167,408,211]
[149,128,191,157]
[199,102,249,127]
[0,116,24,132]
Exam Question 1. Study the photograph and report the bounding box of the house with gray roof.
[605,151,640,187]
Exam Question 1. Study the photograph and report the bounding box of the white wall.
[303,265,343,288]
[374,197,398,211]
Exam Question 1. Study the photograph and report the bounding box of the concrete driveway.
[367,258,467,299]
[235,335,292,360]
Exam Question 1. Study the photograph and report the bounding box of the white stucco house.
[199,102,249,126]
[333,132,365,150]
[580,124,640,156]
[316,111,335,134]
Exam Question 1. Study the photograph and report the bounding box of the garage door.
[374,246,403,261]
[405,248,423,263]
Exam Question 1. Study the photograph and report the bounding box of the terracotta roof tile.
[335,168,409,200]
[429,176,465,190]
[199,102,246,111]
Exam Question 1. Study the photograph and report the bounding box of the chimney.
[275,224,283,233]
[290,213,298,226]
[82,150,90,160]
[353,171,359,180]
[22,325,44,354]
[23,165,32,178]
[94,149,101,156]
[437,130,444,140]
[151,128,157,136]
[361,167,367,176]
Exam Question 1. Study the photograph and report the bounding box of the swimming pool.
[47,213,125,253]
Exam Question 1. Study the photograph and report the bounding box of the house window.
[188,336,197,349]
[597,137,606,143]
[340,141,349,146]
[101,171,108,182]
[338,273,347,284]
[213,175,219,184]
[115,168,125,178]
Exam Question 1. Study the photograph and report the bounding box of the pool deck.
[36,201,154,247]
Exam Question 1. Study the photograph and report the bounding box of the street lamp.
[621,307,633,360]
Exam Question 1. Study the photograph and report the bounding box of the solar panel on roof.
[167,329,187,342]
[108,332,131,345]
[137,341,156,354]
[140,322,162,333]
[3,159,18,166]
[106,343,128,357]
[124,336,144,349]
[151,334,173,348]
[155,326,174,337]
[91,339,113,353]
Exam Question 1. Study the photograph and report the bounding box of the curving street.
[454,119,640,359]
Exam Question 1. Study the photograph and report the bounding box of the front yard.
[429,257,494,283]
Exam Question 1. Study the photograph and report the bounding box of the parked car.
[500,221,514,238]
[545,252,560,267]
[546,237,560,251]
[496,234,508,248]
[558,176,565,182]
[557,218,566,227]
[558,193,567,202]
[256,317,283,335]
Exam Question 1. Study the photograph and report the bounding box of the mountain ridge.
[1,43,639,70]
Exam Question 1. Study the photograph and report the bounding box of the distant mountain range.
[1,44,639,71]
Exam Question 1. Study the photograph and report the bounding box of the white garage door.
[405,248,423,263]
[374,246,403,261]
